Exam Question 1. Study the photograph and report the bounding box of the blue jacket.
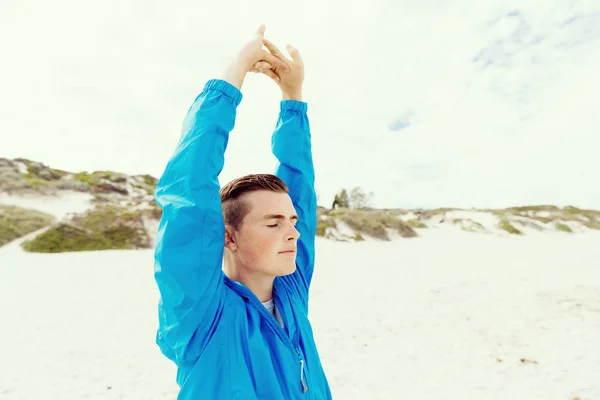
[153,79,332,399]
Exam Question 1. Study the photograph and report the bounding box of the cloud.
[1,0,599,209]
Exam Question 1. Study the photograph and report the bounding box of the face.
[225,190,300,277]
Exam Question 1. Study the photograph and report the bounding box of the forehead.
[244,190,296,218]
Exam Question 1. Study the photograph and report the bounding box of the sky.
[1,0,599,209]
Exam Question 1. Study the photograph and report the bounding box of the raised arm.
[272,100,317,296]
[153,26,289,367]
[153,79,239,366]
[251,41,317,298]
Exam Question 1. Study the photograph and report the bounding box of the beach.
[1,229,599,399]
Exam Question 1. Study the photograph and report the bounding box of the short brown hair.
[220,173,288,230]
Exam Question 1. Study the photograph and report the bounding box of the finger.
[261,51,290,71]
[286,44,303,66]
[260,67,281,82]
[263,38,292,68]
[250,61,272,73]
[256,24,266,38]
[257,61,272,69]
[255,61,272,69]
[262,38,285,58]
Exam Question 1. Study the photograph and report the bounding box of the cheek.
[239,230,279,264]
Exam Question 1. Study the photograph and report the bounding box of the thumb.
[256,24,266,38]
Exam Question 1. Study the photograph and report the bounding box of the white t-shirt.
[262,298,285,328]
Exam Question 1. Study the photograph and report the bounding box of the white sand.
[1,230,599,399]
[0,191,94,220]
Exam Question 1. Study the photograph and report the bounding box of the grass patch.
[353,233,365,241]
[505,205,560,213]
[581,219,600,230]
[566,207,600,220]
[528,215,552,224]
[406,219,427,228]
[513,219,545,231]
[132,181,155,196]
[560,206,600,217]
[498,219,522,235]
[51,168,69,178]
[447,217,487,233]
[140,174,158,187]
[328,208,417,240]
[555,222,573,233]
[22,205,150,253]
[0,205,55,246]
[428,207,458,214]
[148,201,162,220]
[316,217,336,237]
[74,172,95,186]
[92,170,127,183]
[23,175,56,188]
[417,208,458,218]
[17,159,68,182]
[460,220,486,233]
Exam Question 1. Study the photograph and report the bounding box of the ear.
[224,225,237,251]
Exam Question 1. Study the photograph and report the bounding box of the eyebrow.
[263,214,299,221]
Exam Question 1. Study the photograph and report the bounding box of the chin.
[277,262,297,276]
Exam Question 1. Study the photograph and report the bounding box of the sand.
[1,229,599,399]
[0,192,94,220]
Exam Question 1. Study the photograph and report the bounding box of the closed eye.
[263,214,299,228]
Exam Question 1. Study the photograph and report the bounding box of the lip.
[279,250,296,254]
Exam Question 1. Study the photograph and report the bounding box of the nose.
[286,223,300,241]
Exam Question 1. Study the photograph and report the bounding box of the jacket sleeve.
[153,79,241,367]
[271,100,317,304]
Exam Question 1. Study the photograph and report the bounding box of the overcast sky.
[1,0,599,209]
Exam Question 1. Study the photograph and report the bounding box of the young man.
[153,26,332,399]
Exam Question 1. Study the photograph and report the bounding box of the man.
[153,25,332,399]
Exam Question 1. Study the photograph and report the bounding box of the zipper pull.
[300,359,308,393]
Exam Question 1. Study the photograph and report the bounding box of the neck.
[223,256,275,302]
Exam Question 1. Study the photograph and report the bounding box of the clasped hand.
[237,25,304,101]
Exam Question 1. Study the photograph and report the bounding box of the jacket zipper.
[225,278,309,394]
[299,359,308,393]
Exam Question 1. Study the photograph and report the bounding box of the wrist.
[221,58,249,90]
[282,90,303,101]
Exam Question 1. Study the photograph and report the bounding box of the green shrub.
[0,205,55,246]
[498,219,522,235]
[513,219,545,231]
[582,219,600,230]
[505,205,559,213]
[140,174,158,187]
[555,222,573,233]
[353,233,364,241]
[74,172,95,186]
[316,217,336,237]
[529,215,552,224]
[459,220,486,233]
[24,176,55,188]
[425,208,458,217]
[22,205,150,253]
[329,208,417,240]
[406,219,427,228]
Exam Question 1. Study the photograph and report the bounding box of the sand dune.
[1,230,599,399]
